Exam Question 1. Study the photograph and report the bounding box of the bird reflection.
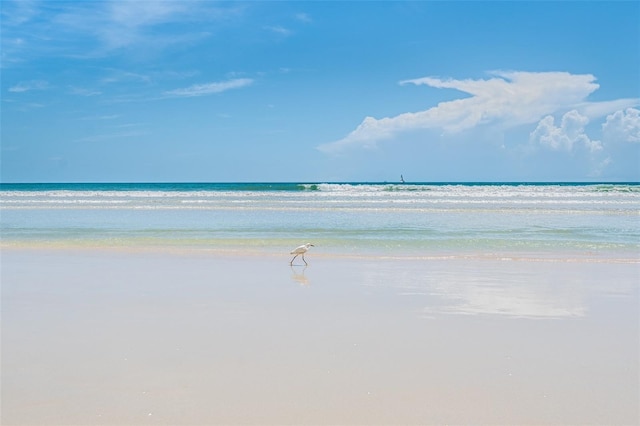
[290,265,310,286]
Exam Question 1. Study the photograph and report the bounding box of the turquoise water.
[1,182,639,257]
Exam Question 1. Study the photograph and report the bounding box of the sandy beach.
[2,247,638,425]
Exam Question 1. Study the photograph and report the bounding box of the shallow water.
[2,182,639,257]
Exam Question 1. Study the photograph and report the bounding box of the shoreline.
[2,241,638,264]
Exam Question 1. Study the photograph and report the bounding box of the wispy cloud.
[2,0,244,62]
[100,69,152,85]
[69,86,102,97]
[163,78,254,98]
[76,130,148,143]
[96,0,195,50]
[1,0,40,26]
[294,13,312,23]
[264,25,292,36]
[8,80,50,93]
[317,71,639,153]
[81,114,120,121]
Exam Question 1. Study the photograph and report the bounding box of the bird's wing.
[291,244,306,254]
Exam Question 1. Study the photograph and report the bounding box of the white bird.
[290,243,315,265]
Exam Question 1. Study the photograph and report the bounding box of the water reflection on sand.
[290,265,310,286]
[352,257,636,319]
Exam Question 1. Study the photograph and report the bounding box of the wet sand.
[1,248,638,425]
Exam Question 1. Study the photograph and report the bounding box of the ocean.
[1,182,639,259]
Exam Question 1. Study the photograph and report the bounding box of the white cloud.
[529,110,602,153]
[318,71,638,153]
[99,0,194,49]
[1,1,245,66]
[81,114,119,121]
[602,108,640,144]
[264,25,292,36]
[575,99,639,121]
[163,78,253,97]
[76,130,148,143]
[24,1,242,56]
[108,0,187,28]
[1,0,40,26]
[8,80,50,92]
[69,86,102,97]
[295,13,312,23]
[100,69,152,85]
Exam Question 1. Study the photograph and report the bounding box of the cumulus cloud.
[602,108,640,143]
[529,110,602,153]
[163,78,253,97]
[317,71,638,153]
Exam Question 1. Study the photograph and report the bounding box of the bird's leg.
[290,254,298,265]
[302,254,308,265]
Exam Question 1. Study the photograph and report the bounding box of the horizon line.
[1,181,639,185]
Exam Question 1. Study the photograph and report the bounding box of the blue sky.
[2,0,639,183]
